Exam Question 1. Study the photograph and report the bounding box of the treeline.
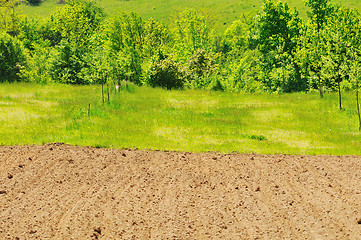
[1,0,361,97]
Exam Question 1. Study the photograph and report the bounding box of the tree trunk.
[101,83,104,104]
[318,75,323,98]
[293,62,303,91]
[107,83,110,103]
[338,80,342,110]
[118,78,121,93]
[357,83,361,131]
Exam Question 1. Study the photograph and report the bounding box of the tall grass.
[0,82,360,155]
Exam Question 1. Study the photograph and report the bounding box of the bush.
[146,55,185,89]
[0,33,26,83]
[27,0,42,5]
[20,44,54,83]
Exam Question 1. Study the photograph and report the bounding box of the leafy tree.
[303,0,333,96]
[173,9,214,58]
[51,0,105,45]
[0,32,26,82]
[323,6,361,109]
[305,0,332,33]
[0,0,22,36]
[106,12,145,84]
[20,43,54,83]
[50,40,87,84]
[296,21,328,96]
[255,0,303,92]
[224,11,257,58]
[49,0,105,84]
[143,18,170,58]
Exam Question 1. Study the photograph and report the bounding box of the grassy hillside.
[20,0,361,31]
[1,83,360,155]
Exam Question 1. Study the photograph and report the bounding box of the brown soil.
[1,143,361,239]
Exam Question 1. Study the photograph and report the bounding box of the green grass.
[20,0,361,31]
[1,82,360,155]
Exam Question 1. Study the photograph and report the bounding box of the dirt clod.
[94,227,101,235]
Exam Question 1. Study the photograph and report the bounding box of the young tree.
[304,0,332,96]
[324,6,360,109]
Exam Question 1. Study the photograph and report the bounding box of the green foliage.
[51,0,105,45]
[0,0,22,35]
[305,0,332,31]
[143,18,170,58]
[6,0,361,98]
[106,11,146,84]
[27,0,42,5]
[146,54,185,89]
[50,40,89,84]
[48,0,105,84]
[0,32,26,82]
[20,43,54,83]
[255,0,304,92]
[224,12,256,57]
[173,9,214,58]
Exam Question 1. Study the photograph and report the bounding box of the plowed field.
[1,143,361,239]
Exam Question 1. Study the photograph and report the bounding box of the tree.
[106,12,145,84]
[145,53,185,90]
[0,32,26,82]
[49,0,105,84]
[0,0,21,36]
[324,6,360,109]
[224,12,256,58]
[304,0,332,97]
[51,0,105,46]
[305,0,332,33]
[143,18,170,58]
[255,0,303,92]
[173,9,214,59]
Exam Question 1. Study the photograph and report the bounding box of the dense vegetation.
[1,0,360,93]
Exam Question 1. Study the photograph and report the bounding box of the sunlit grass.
[0,82,360,155]
[19,0,361,32]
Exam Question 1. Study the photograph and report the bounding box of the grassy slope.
[1,83,360,155]
[20,0,361,31]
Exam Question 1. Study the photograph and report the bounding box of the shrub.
[146,54,185,90]
[0,33,26,83]
[20,44,54,83]
[27,0,42,5]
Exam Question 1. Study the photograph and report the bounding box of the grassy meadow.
[20,0,361,31]
[1,82,360,155]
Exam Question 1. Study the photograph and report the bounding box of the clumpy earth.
[1,143,361,239]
